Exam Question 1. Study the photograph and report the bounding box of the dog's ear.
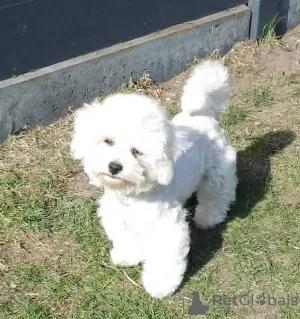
[154,133,178,185]
[153,124,179,185]
[70,103,96,160]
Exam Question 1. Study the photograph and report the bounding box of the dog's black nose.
[108,162,123,175]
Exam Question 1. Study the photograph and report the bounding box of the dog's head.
[71,94,176,195]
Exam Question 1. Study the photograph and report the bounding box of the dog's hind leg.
[194,148,237,229]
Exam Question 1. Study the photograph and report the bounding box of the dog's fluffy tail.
[181,60,230,120]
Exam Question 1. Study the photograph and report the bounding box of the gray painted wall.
[249,0,300,37]
[277,0,300,33]
[285,0,300,30]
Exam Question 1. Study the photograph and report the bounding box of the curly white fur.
[71,60,237,298]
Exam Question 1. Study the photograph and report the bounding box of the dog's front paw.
[110,247,142,267]
[142,267,183,299]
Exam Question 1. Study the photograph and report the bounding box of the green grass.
[221,105,247,128]
[166,105,179,119]
[245,87,274,108]
[292,86,300,97]
[2,298,53,319]
[1,72,300,318]
[259,14,281,43]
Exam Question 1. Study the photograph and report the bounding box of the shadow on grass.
[183,130,296,286]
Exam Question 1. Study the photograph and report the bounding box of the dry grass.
[223,41,260,76]
[120,73,164,100]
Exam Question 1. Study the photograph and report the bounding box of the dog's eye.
[104,138,114,146]
[131,148,143,157]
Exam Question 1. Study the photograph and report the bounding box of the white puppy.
[71,61,237,298]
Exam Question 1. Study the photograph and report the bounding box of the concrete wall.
[285,0,300,30]
[277,0,300,33]
[249,0,300,37]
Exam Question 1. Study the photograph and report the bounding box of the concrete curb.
[0,5,250,142]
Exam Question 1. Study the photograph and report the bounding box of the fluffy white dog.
[71,61,237,298]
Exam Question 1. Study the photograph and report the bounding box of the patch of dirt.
[210,259,235,287]
[257,46,300,75]
[159,25,300,106]
[0,230,75,265]
[64,171,100,199]
[160,68,190,107]
[278,191,300,207]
